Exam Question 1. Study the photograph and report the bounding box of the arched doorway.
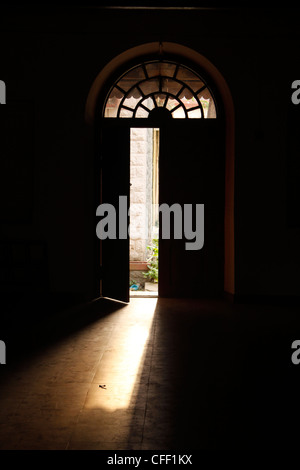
[87,43,234,302]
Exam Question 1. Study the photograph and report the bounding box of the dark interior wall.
[0,7,299,299]
[1,30,91,296]
[232,29,300,296]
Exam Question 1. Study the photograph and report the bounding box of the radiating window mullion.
[140,103,150,112]
[173,63,180,79]
[142,63,149,80]
[136,85,146,99]
[176,85,185,99]
[162,93,169,108]
[115,84,126,94]
[171,103,182,113]
[103,60,217,119]
[195,85,207,95]
[122,105,135,112]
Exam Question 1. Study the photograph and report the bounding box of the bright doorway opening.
[129,128,159,298]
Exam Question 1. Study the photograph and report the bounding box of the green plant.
[143,238,158,283]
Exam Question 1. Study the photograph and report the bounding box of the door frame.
[90,44,234,300]
[95,116,225,301]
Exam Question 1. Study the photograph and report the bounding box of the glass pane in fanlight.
[159,62,177,77]
[119,108,133,118]
[136,107,149,118]
[141,96,155,111]
[166,97,180,111]
[104,104,118,117]
[208,100,217,118]
[176,66,205,93]
[104,87,123,117]
[154,93,167,107]
[126,87,142,99]
[178,88,198,109]
[145,61,176,78]
[187,108,202,119]
[109,87,124,99]
[121,87,142,111]
[123,90,142,110]
[162,78,182,95]
[145,62,159,78]
[178,87,194,100]
[198,88,216,118]
[117,66,146,91]
[172,106,186,118]
[139,78,159,95]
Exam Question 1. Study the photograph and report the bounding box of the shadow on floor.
[126,297,300,449]
[1,292,127,364]
[1,294,300,449]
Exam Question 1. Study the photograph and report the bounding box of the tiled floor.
[1,296,300,449]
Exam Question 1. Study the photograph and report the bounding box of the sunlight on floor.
[0,297,159,449]
[86,298,157,412]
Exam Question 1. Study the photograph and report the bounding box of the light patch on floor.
[86,299,156,411]
[0,298,158,449]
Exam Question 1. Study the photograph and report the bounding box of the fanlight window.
[103,61,217,119]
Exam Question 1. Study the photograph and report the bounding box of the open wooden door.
[159,119,225,298]
[98,123,130,303]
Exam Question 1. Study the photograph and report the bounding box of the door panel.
[97,118,224,301]
[159,120,225,298]
[99,124,130,303]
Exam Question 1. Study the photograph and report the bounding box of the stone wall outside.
[130,128,153,263]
